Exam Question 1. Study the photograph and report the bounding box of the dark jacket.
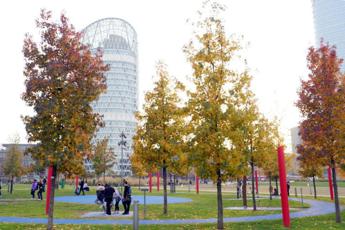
[123,184,131,199]
[104,186,115,201]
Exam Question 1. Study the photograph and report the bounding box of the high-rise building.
[312,0,345,66]
[82,18,138,176]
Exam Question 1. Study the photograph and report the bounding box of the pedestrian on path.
[113,185,122,214]
[122,179,132,215]
[104,184,115,215]
[37,179,44,200]
[30,179,38,199]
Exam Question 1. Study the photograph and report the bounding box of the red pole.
[45,165,53,215]
[277,146,290,228]
[157,171,160,191]
[327,166,334,200]
[149,172,152,193]
[196,175,199,194]
[255,169,259,194]
[75,176,79,191]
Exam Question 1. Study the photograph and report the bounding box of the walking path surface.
[0,198,341,225]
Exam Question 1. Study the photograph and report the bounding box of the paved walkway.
[0,198,341,225]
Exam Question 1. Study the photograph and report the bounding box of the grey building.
[82,18,138,176]
[312,0,345,69]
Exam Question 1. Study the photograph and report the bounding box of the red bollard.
[149,172,152,193]
[327,166,334,200]
[45,165,53,215]
[277,146,290,228]
[157,171,160,192]
[196,175,199,194]
[255,170,259,194]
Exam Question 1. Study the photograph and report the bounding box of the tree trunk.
[47,165,57,230]
[312,175,317,199]
[163,165,168,215]
[10,176,13,194]
[216,168,224,230]
[331,159,341,223]
[269,172,272,200]
[103,172,105,184]
[275,176,279,192]
[242,175,247,208]
[251,162,257,211]
[236,178,240,199]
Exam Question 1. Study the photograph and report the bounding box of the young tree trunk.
[163,164,168,215]
[216,168,224,230]
[331,159,341,223]
[269,172,272,200]
[242,175,247,208]
[47,165,57,230]
[275,176,279,192]
[10,176,13,194]
[312,175,317,199]
[251,162,257,211]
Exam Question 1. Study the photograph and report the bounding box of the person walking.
[122,179,132,215]
[37,179,44,200]
[287,181,290,196]
[30,179,38,199]
[79,179,85,195]
[104,184,115,215]
[42,177,47,192]
[113,185,122,214]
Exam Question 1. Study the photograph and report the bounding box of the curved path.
[0,198,340,225]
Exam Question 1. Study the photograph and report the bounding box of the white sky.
[0,0,315,151]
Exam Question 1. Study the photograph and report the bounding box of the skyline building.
[82,18,138,176]
[312,0,345,68]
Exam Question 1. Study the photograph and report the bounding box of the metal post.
[118,132,127,193]
[133,200,139,230]
[300,188,304,208]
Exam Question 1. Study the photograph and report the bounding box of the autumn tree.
[2,136,25,194]
[22,10,107,229]
[184,2,251,228]
[131,62,185,214]
[297,144,323,199]
[296,42,344,223]
[91,138,116,183]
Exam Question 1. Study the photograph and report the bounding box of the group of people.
[30,178,46,200]
[95,179,132,215]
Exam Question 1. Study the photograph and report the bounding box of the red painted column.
[255,170,259,194]
[75,176,79,191]
[149,172,152,193]
[157,171,160,191]
[196,175,199,194]
[327,166,334,200]
[277,146,290,228]
[45,165,53,215]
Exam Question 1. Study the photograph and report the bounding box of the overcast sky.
[0,0,314,151]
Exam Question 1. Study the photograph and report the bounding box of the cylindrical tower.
[82,18,138,176]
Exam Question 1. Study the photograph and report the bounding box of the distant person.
[95,183,105,205]
[42,177,47,192]
[78,179,85,195]
[37,179,44,200]
[31,179,38,199]
[104,184,115,215]
[122,179,132,215]
[113,186,122,214]
[83,181,89,192]
[287,181,290,196]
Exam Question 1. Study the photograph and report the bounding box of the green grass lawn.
[0,184,306,220]
[1,184,342,229]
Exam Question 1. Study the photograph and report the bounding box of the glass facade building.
[82,18,138,176]
[312,0,345,69]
